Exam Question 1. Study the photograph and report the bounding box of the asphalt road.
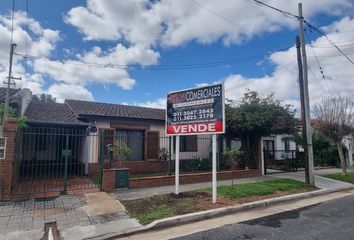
[173,194,354,240]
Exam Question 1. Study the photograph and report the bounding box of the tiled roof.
[25,100,81,124]
[65,99,166,121]
[0,87,20,102]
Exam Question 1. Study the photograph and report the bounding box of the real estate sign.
[166,83,225,135]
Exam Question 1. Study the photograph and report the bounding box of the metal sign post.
[166,83,225,203]
[175,135,180,194]
[212,134,217,203]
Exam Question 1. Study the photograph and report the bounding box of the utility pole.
[298,3,315,186]
[3,43,20,126]
[296,36,309,183]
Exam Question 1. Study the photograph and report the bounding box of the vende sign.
[166,84,225,135]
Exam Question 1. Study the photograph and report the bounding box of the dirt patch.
[122,187,315,225]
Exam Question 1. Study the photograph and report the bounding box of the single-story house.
[22,99,211,177]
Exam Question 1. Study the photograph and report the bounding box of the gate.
[263,149,304,174]
[11,127,104,199]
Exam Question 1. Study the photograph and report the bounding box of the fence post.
[263,149,267,175]
[168,136,172,176]
[99,131,104,191]
[63,134,69,194]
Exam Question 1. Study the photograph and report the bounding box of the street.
[173,193,354,240]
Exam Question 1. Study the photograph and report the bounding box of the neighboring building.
[0,87,32,116]
[343,134,353,166]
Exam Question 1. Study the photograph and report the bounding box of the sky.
[0,0,353,112]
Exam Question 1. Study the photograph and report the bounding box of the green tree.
[0,103,28,128]
[289,131,339,167]
[226,90,298,168]
[313,96,354,175]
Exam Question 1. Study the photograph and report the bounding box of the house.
[21,99,210,179]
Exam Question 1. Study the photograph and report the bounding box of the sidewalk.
[0,168,352,240]
[272,168,353,190]
[110,168,352,201]
[0,193,137,240]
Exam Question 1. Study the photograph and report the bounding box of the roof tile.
[65,99,165,121]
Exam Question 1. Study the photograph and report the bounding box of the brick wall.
[128,169,261,188]
[102,169,115,192]
[0,118,17,200]
[112,160,168,174]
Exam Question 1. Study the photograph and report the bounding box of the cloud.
[47,83,94,103]
[33,43,159,90]
[65,0,353,47]
[65,0,162,47]
[0,11,60,95]
[0,10,160,101]
[135,98,166,109]
[222,17,354,113]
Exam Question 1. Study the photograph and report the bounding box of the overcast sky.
[0,0,353,112]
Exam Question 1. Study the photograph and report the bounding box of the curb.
[89,185,354,240]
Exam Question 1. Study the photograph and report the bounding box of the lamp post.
[107,144,114,168]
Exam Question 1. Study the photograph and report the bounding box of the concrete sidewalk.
[0,168,352,240]
[272,168,353,190]
[110,168,353,201]
[110,175,275,201]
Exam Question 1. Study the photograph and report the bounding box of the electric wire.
[304,20,354,66]
[304,30,336,97]
[225,59,296,92]
[14,46,293,71]
[189,0,253,36]
[249,0,299,19]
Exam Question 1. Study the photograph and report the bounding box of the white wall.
[343,134,353,166]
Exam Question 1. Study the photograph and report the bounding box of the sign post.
[166,83,225,203]
[175,135,180,194]
[212,134,217,203]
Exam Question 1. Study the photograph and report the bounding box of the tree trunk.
[336,142,347,175]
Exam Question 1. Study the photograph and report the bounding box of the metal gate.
[11,127,104,199]
[263,149,304,174]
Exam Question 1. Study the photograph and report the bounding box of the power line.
[249,0,299,19]
[14,46,292,71]
[304,30,336,97]
[310,43,354,49]
[304,20,354,66]
[225,59,296,92]
[189,0,252,36]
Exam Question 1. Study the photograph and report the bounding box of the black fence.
[11,127,103,197]
[263,150,303,173]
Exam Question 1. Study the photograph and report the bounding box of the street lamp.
[106,144,114,168]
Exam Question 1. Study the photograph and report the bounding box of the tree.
[313,96,354,175]
[226,90,298,168]
[0,103,27,128]
[32,94,56,102]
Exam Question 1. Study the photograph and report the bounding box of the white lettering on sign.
[172,123,216,134]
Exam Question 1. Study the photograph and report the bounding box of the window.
[146,131,159,160]
[263,140,274,160]
[116,130,144,160]
[102,129,114,156]
[0,137,6,159]
[284,139,290,151]
[180,135,198,152]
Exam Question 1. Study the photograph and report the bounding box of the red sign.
[166,84,225,135]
